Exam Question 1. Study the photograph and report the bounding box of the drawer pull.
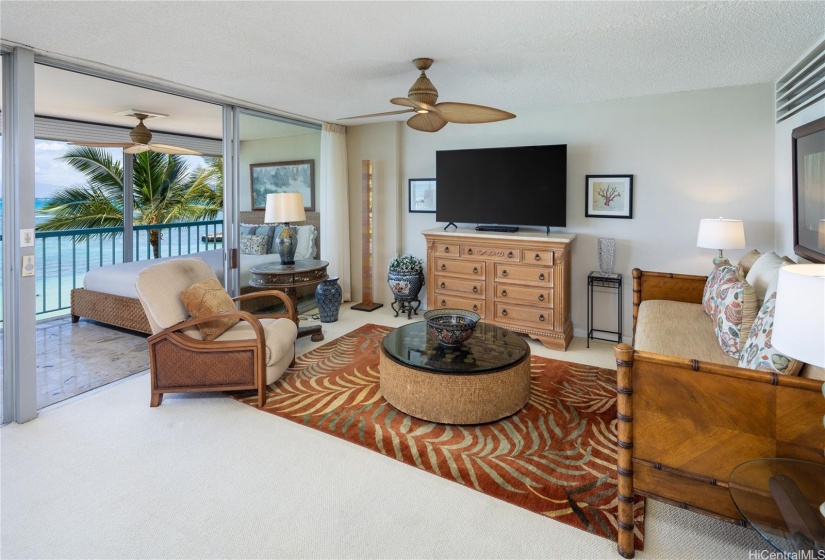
[440,282,445,289]
[472,304,479,312]
[539,273,546,281]
[534,253,541,261]
[501,309,508,316]
[444,247,450,253]
[501,289,508,297]
[441,264,446,271]
[538,294,545,302]
[473,267,479,274]
[441,300,446,307]
[507,251,513,258]
[539,314,546,322]
[472,286,478,293]
[502,269,508,277]
[467,248,473,255]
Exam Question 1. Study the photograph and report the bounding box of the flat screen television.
[436,144,567,230]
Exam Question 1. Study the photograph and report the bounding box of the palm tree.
[37,147,223,258]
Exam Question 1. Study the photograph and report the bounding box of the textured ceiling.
[2,1,824,131]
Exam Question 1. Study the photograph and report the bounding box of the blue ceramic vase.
[315,276,342,323]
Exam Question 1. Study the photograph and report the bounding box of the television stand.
[443,222,458,231]
[475,225,520,233]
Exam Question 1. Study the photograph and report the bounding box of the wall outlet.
[20,229,34,247]
[22,255,35,277]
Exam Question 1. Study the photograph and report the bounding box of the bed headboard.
[240,210,321,259]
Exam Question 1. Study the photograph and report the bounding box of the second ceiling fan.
[341,58,516,132]
[70,112,202,155]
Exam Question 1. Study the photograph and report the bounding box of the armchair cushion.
[179,278,239,341]
[215,317,298,384]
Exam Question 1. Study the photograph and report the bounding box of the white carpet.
[1,305,767,559]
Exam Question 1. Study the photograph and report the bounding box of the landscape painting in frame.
[585,175,633,219]
[409,178,436,213]
[792,115,825,263]
[250,160,315,211]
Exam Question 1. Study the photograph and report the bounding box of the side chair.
[134,257,298,408]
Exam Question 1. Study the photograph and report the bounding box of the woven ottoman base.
[379,347,531,425]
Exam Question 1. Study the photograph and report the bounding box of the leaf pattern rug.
[233,323,645,549]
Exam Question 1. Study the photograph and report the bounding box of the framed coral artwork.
[585,175,633,219]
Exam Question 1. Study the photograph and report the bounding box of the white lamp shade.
[772,264,825,368]
[696,218,746,250]
[264,192,306,223]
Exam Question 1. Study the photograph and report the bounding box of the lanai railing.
[2,219,223,316]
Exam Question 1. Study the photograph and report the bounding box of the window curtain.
[320,123,351,301]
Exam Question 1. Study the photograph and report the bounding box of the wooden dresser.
[423,228,576,350]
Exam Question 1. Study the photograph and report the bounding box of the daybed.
[71,212,319,334]
[614,253,825,558]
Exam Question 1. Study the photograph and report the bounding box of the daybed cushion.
[635,300,738,367]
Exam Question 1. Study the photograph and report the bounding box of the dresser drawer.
[494,302,552,328]
[435,257,485,278]
[461,244,520,262]
[434,242,459,257]
[434,275,484,296]
[495,283,551,305]
[522,249,554,265]
[495,263,553,285]
[432,293,485,317]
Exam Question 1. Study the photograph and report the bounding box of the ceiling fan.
[69,112,202,155]
[341,58,516,132]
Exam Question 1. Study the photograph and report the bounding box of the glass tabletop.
[728,458,825,554]
[381,321,529,375]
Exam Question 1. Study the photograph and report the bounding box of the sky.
[34,140,122,199]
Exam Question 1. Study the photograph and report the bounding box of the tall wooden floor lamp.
[352,160,383,312]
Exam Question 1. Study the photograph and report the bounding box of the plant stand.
[392,297,421,320]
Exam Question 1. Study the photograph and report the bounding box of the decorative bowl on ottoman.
[424,308,481,346]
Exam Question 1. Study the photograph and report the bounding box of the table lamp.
[264,192,306,265]
[771,263,825,520]
[697,218,746,264]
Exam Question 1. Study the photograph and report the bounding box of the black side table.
[587,271,622,348]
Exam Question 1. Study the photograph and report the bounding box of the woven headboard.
[240,210,321,259]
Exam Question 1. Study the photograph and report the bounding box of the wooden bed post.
[615,343,636,558]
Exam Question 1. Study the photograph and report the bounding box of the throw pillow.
[179,278,239,341]
[702,260,733,317]
[240,234,269,255]
[746,251,789,306]
[738,293,803,376]
[737,250,761,276]
[712,270,758,359]
[294,225,317,260]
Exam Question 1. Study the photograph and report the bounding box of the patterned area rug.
[233,324,645,549]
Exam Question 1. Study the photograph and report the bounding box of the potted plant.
[388,254,425,317]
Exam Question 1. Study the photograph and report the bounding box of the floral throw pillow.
[712,270,758,359]
[738,293,803,375]
[240,234,269,255]
[702,260,733,316]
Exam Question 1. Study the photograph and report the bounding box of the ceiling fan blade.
[390,97,437,113]
[149,144,203,156]
[406,112,447,133]
[433,102,516,124]
[69,141,133,148]
[339,109,414,120]
[124,144,151,154]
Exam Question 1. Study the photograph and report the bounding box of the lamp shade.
[264,192,306,224]
[772,264,825,368]
[696,218,746,250]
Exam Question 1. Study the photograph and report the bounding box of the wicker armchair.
[134,257,298,408]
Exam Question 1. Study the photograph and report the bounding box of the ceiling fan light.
[415,109,429,114]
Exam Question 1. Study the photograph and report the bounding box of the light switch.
[22,255,35,277]
[20,229,34,247]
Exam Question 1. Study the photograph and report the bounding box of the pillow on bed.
[294,225,317,259]
[738,293,803,376]
[712,269,758,359]
[179,278,238,341]
[240,234,269,255]
[702,259,733,316]
[241,224,280,254]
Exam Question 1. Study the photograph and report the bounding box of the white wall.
[774,101,825,260]
[349,84,776,340]
[239,132,321,211]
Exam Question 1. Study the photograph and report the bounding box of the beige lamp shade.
[264,192,306,224]
[696,218,746,250]
[772,264,825,368]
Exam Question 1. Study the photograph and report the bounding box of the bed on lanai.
[71,211,320,334]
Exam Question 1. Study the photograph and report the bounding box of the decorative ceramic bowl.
[424,308,481,346]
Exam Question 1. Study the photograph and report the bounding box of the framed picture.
[409,178,436,213]
[585,175,633,219]
[250,160,315,211]
[791,115,825,263]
